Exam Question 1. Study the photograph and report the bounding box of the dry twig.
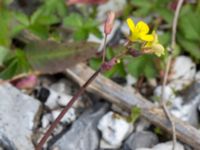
[160,0,184,149]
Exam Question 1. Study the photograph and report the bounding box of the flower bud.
[101,58,117,71]
[104,11,115,35]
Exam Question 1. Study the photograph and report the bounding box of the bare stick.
[66,63,200,149]
[160,0,184,149]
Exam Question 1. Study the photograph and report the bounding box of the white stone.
[0,83,41,150]
[52,108,77,124]
[148,79,157,87]
[136,141,184,150]
[136,148,151,150]
[99,139,120,149]
[97,111,133,148]
[172,97,183,109]
[41,113,52,128]
[56,94,72,107]
[126,74,137,86]
[154,85,175,102]
[45,89,60,109]
[152,141,184,150]
[171,95,200,126]
[50,79,72,95]
[195,71,200,81]
[169,97,183,119]
[169,56,196,91]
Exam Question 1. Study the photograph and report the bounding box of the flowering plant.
[126,18,165,57]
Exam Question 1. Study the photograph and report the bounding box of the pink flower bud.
[104,11,115,35]
[14,75,37,89]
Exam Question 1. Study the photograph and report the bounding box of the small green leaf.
[15,12,29,26]
[179,5,200,41]
[0,8,12,47]
[0,50,30,79]
[126,55,157,79]
[0,46,9,66]
[89,58,101,70]
[63,13,83,29]
[158,32,171,46]
[178,36,200,60]
[73,29,88,41]
[127,106,141,123]
[154,127,163,135]
[90,28,102,39]
[28,25,49,39]
[157,9,173,24]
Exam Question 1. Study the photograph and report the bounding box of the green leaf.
[63,13,83,29]
[15,12,29,26]
[89,58,101,70]
[12,12,30,36]
[126,55,157,79]
[144,61,157,79]
[0,58,18,79]
[0,50,30,79]
[127,106,141,123]
[90,27,102,39]
[28,25,49,39]
[158,32,171,46]
[0,46,9,66]
[25,40,99,74]
[178,36,200,60]
[0,8,12,47]
[179,5,200,41]
[106,48,115,60]
[83,18,98,28]
[63,13,99,41]
[104,62,126,78]
[157,9,173,24]
[73,29,88,41]
[31,0,66,24]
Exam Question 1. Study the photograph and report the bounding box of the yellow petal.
[127,18,135,33]
[140,34,154,41]
[136,21,149,34]
[128,31,140,41]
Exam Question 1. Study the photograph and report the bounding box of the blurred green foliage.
[178,3,200,60]
[130,0,173,24]
[0,0,199,80]
[63,13,102,40]
[0,0,100,79]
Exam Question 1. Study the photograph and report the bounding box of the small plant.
[35,11,165,150]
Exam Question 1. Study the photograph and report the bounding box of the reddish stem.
[35,68,101,150]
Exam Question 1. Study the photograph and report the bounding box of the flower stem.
[35,68,101,150]
[102,34,107,63]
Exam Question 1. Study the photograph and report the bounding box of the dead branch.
[66,63,200,150]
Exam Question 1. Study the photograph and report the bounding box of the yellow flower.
[143,31,165,57]
[126,18,154,42]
